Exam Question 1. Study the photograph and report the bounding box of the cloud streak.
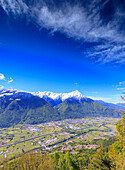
[116,82,125,90]
[0,0,125,64]
[8,77,13,83]
[0,73,13,88]
[0,85,4,89]
[0,0,28,15]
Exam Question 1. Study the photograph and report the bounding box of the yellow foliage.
[4,152,56,170]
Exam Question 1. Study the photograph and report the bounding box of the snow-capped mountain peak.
[33,90,85,101]
[0,88,32,98]
[61,90,84,101]
[0,88,85,103]
[0,88,17,97]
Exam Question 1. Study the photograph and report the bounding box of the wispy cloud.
[0,0,28,15]
[86,44,125,64]
[0,73,5,80]
[0,0,125,64]
[0,85,4,89]
[33,2,123,43]
[87,96,111,101]
[116,82,125,90]
[8,77,13,83]
[0,73,13,87]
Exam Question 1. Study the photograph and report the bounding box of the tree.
[4,152,55,170]
[57,152,80,170]
[109,96,125,169]
[88,147,113,170]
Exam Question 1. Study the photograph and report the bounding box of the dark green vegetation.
[55,98,120,119]
[0,93,59,128]
[0,92,120,128]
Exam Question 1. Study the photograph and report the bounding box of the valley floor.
[0,117,119,163]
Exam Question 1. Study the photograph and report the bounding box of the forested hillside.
[0,93,60,127]
[54,98,120,119]
[0,94,119,128]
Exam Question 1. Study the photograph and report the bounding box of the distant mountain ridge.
[33,90,85,100]
[0,88,124,108]
[33,90,86,106]
[95,100,125,110]
[0,89,122,127]
[54,97,120,120]
[33,90,125,110]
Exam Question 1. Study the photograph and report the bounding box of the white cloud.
[87,96,110,101]
[0,73,13,88]
[0,73,5,80]
[33,3,123,43]
[86,44,125,64]
[0,0,125,64]
[8,77,13,83]
[0,85,4,89]
[0,0,28,15]
[116,82,125,90]
[117,87,125,90]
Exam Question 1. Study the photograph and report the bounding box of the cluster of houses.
[66,125,81,130]
[40,122,56,127]
[43,145,58,151]
[0,150,9,155]
[27,127,41,132]
[61,146,73,151]
[32,138,59,147]
[83,144,100,149]
[0,143,100,158]
[39,119,96,127]
[43,138,58,145]
[0,150,9,158]
[60,144,100,152]
[63,119,94,125]
[103,132,115,136]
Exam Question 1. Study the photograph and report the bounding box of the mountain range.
[0,89,123,127]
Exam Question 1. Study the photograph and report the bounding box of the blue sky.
[0,0,125,103]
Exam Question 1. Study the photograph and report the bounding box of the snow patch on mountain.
[0,88,17,97]
[33,90,85,101]
[0,89,85,101]
[0,88,90,103]
[0,88,32,99]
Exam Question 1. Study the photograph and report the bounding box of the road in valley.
[0,123,112,148]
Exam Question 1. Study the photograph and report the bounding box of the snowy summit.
[33,90,85,101]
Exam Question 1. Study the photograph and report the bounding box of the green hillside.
[0,94,120,128]
[54,98,119,119]
[0,94,60,128]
